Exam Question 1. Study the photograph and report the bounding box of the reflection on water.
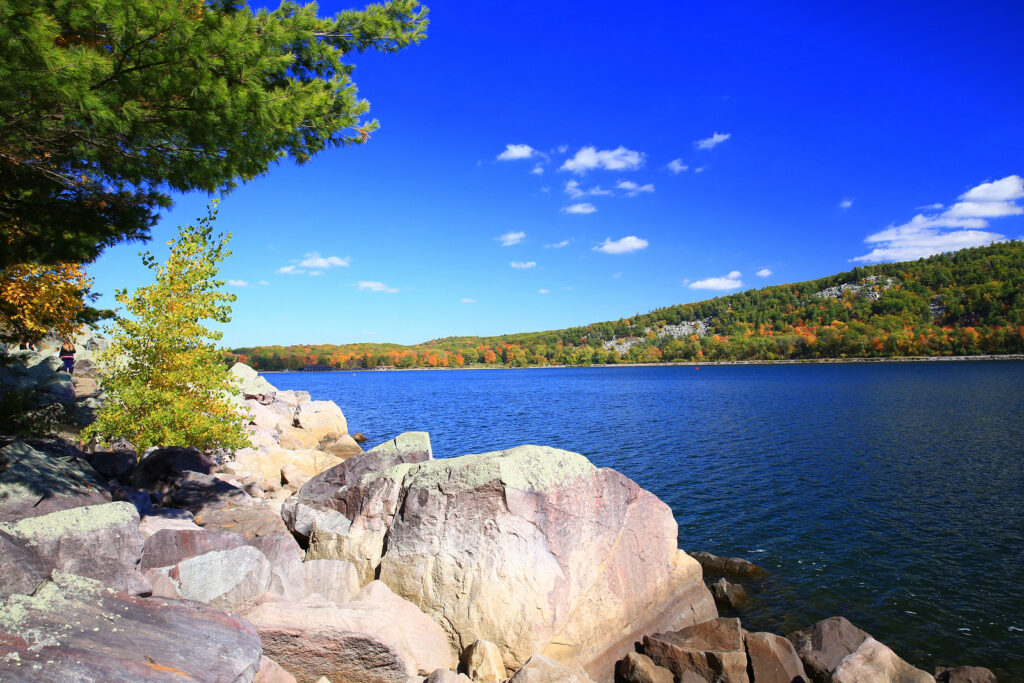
[267,361,1024,678]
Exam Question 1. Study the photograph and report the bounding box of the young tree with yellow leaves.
[83,204,249,452]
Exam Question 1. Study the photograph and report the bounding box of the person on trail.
[59,340,76,374]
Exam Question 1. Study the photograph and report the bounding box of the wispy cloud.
[544,240,570,249]
[510,261,537,269]
[258,280,269,286]
[564,179,613,199]
[594,236,648,254]
[300,252,350,269]
[531,165,544,175]
[277,265,304,274]
[840,199,854,209]
[497,231,526,246]
[460,298,476,303]
[227,279,249,287]
[616,180,655,197]
[668,159,689,174]
[357,281,399,293]
[560,146,645,174]
[538,289,550,294]
[690,270,743,290]
[497,144,537,161]
[562,203,598,215]
[756,268,772,278]
[694,167,705,173]
[695,132,731,150]
[852,174,1021,262]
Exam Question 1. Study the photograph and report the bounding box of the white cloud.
[510,261,536,269]
[852,174,1021,262]
[560,146,645,174]
[497,231,526,246]
[276,265,305,274]
[544,240,570,249]
[668,159,689,174]
[562,203,598,215]
[531,165,544,175]
[594,236,649,254]
[308,271,324,277]
[917,203,945,210]
[357,281,399,293]
[497,144,537,161]
[227,279,249,287]
[300,252,350,269]
[694,167,705,173]
[695,132,731,150]
[959,175,1024,202]
[258,280,269,286]
[538,289,550,294]
[564,179,612,199]
[617,180,655,197]
[611,272,623,279]
[556,144,569,154]
[840,199,854,209]
[460,298,476,303]
[756,268,772,278]
[690,270,743,290]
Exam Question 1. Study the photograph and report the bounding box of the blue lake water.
[265,362,1024,679]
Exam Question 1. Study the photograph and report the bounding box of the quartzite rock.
[0,571,262,681]
[711,577,748,609]
[256,656,299,683]
[302,559,360,604]
[935,666,998,683]
[0,529,48,599]
[643,617,749,683]
[169,470,253,515]
[427,670,473,683]
[0,501,148,595]
[128,446,215,491]
[147,545,272,610]
[0,441,110,522]
[140,528,246,570]
[615,651,674,683]
[745,631,808,683]
[507,655,596,683]
[461,639,505,683]
[296,400,349,442]
[306,444,715,680]
[320,433,364,458]
[251,532,306,601]
[138,510,200,537]
[231,361,276,396]
[787,616,870,682]
[195,500,290,540]
[240,581,453,683]
[831,636,933,683]
[689,551,768,578]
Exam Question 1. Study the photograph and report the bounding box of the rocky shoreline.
[0,352,1000,682]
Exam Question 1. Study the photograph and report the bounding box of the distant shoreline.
[258,353,1024,373]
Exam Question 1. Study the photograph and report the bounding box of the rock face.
[0,441,110,522]
[745,631,808,683]
[147,545,272,610]
[0,529,48,598]
[507,654,596,683]
[140,528,246,570]
[789,617,931,683]
[615,652,674,683]
[643,617,749,683]
[302,444,715,680]
[0,571,262,681]
[0,501,148,595]
[240,581,453,683]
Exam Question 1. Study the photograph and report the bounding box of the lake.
[265,361,1024,679]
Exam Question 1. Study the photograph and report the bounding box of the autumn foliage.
[0,261,90,344]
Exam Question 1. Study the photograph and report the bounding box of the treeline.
[229,241,1024,370]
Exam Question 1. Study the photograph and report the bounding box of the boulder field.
[0,362,998,682]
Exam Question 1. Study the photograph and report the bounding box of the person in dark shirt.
[59,340,76,374]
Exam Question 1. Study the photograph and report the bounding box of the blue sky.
[87,0,1024,347]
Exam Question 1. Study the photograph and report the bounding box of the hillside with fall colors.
[229,241,1024,370]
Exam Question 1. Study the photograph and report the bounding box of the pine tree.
[83,204,249,452]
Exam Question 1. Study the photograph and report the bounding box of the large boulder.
[745,631,808,683]
[128,446,215,491]
[234,446,342,486]
[295,400,348,441]
[239,581,453,683]
[507,655,595,683]
[461,639,505,683]
[643,617,749,683]
[0,529,48,598]
[169,470,253,515]
[935,667,998,683]
[615,652,674,683]
[141,528,246,569]
[231,361,276,396]
[0,501,148,595]
[0,571,262,681]
[788,617,930,683]
[0,441,110,522]
[194,500,290,540]
[304,445,716,680]
[147,545,272,610]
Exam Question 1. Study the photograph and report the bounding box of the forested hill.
[230,241,1024,369]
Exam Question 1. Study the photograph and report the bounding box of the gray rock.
[147,545,272,610]
[0,529,48,599]
[507,655,595,683]
[644,617,749,683]
[745,631,808,683]
[615,651,674,683]
[0,571,262,681]
[0,501,149,595]
[141,527,246,569]
[281,498,351,545]
[0,441,110,522]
